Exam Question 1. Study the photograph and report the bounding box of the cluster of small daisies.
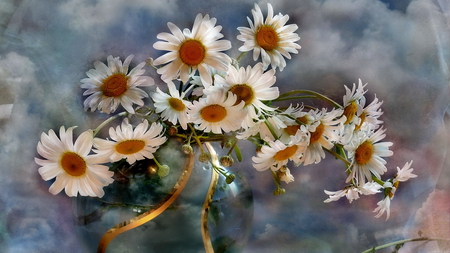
[35,3,416,220]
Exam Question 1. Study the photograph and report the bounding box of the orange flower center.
[200,104,227,123]
[115,140,146,155]
[256,25,279,51]
[355,141,373,165]
[229,84,254,106]
[274,145,298,161]
[179,39,206,66]
[101,73,128,97]
[168,97,186,112]
[309,123,325,144]
[60,152,87,177]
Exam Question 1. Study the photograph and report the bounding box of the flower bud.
[226,174,236,184]
[181,144,194,155]
[157,164,170,177]
[273,187,286,195]
[220,155,234,167]
[198,152,211,163]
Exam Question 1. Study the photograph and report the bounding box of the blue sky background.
[1,0,450,252]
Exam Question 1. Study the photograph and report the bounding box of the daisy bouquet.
[35,3,417,221]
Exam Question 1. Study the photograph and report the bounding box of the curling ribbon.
[97,151,195,253]
[201,142,220,253]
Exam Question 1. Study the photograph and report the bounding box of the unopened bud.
[168,126,178,135]
[157,165,170,177]
[198,152,211,163]
[182,144,194,155]
[220,155,234,167]
[273,187,286,195]
[226,174,236,184]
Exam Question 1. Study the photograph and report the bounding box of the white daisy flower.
[93,119,167,164]
[345,128,394,186]
[324,181,382,203]
[153,13,232,86]
[354,94,384,132]
[277,165,294,184]
[213,63,279,129]
[81,55,154,114]
[35,126,114,197]
[151,81,192,130]
[339,79,369,144]
[188,90,246,134]
[282,108,344,165]
[394,160,417,183]
[373,182,395,220]
[252,131,309,171]
[237,3,301,71]
[374,196,392,220]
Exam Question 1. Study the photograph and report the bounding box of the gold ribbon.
[201,142,220,253]
[97,152,195,253]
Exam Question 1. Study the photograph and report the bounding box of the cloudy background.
[1,0,450,252]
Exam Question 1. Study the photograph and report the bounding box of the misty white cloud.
[59,0,177,31]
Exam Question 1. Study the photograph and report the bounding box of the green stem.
[273,95,317,101]
[361,237,450,253]
[235,51,248,63]
[324,147,351,166]
[276,89,343,109]
[264,118,280,140]
[92,112,128,137]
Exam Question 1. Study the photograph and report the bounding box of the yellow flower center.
[355,141,373,165]
[115,140,146,155]
[60,152,87,177]
[309,123,325,144]
[274,145,298,161]
[168,97,186,112]
[101,73,128,97]
[200,104,227,123]
[343,101,358,124]
[179,39,206,66]
[229,84,254,106]
[255,25,279,51]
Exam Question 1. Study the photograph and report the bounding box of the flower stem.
[360,237,450,253]
[235,52,248,63]
[264,118,280,140]
[324,147,351,166]
[93,111,128,137]
[276,89,343,109]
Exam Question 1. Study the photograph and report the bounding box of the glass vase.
[72,137,254,253]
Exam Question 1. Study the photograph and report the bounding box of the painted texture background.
[1,0,450,252]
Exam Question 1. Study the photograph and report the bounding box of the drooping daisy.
[81,55,154,114]
[153,13,232,86]
[344,128,393,186]
[93,119,167,164]
[252,131,309,171]
[393,160,416,183]
[237,3,301,71]
[374,182,395,220]
[324,181,381,203]
[151,81,192,130]
[188,90,246,134]
[212,63,279,128]
[35,126,114,197]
